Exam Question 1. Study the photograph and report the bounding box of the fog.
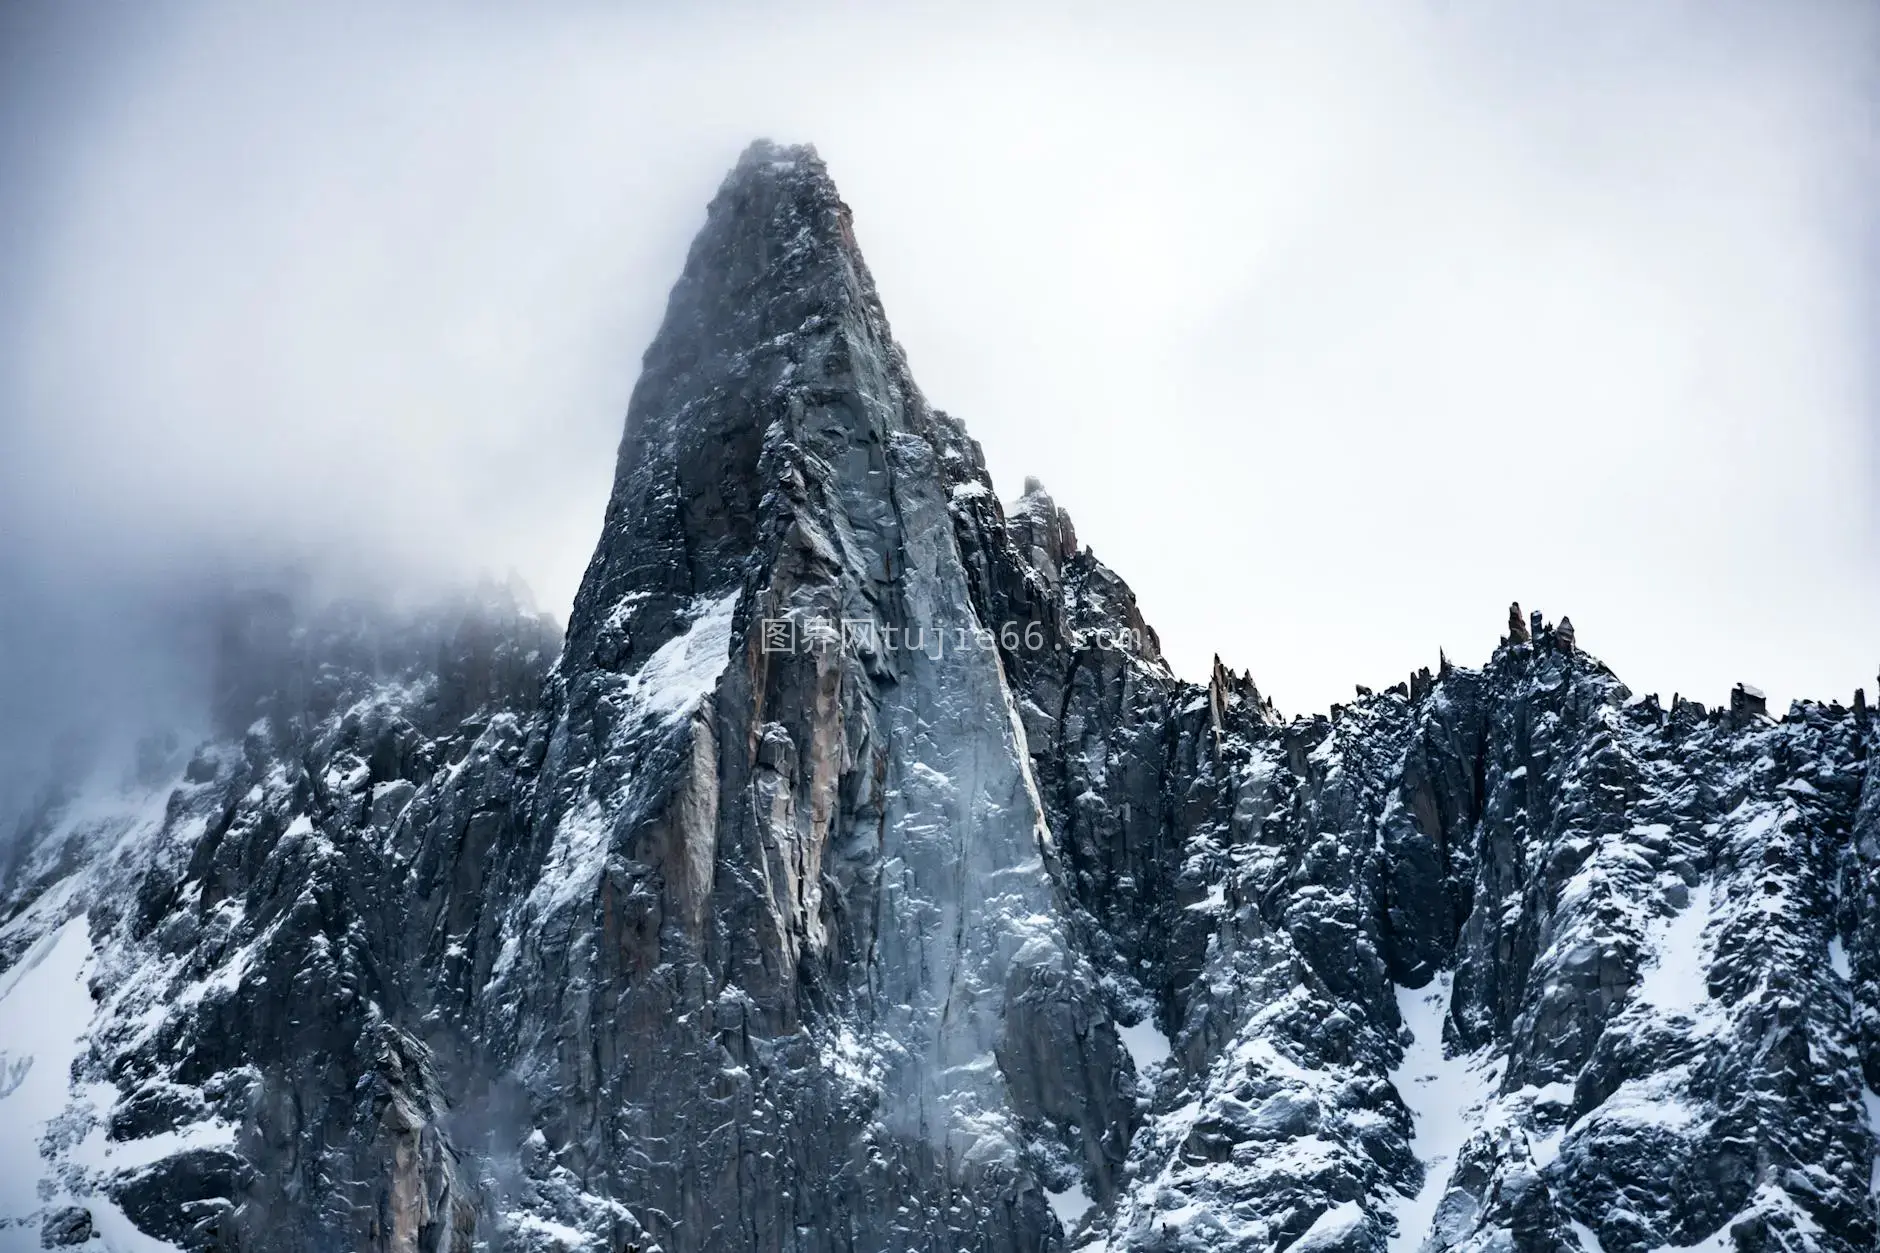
[2,1,1876,800]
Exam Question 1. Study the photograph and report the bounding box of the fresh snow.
[1635,881,1713,1015]
[1828,938,1852,981]
[1293,1200,1366,1252]
[524,797,611,917]
[521,592,740,920]
[1386,974,1501,1253]
[1643,1184,1818,1253]
[1046,1180,1095,1229]
[821,1025,880,1090]
[0,917,96,1236]
[0,873,80,946]
[1650,1227,1735,1253]
[506,1211,593,1248]
[1117,1018,1172,1078]
[72,1109,235,1174]
[1185,883,1226,913]
[623,591,740,725]
[0,917,180,1253]
[1589,1075,1707,1132]
[1570,1219,1607,1253]
[0,772,213,1253]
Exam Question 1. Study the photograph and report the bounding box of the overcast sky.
[1,0,1875,750]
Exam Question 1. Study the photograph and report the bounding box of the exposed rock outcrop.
[2,142,1875,1253]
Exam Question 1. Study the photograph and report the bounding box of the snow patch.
[525,798,610,917]
[908,761,954,791]
[623,591,740,725]
[822,1026,880,1090]
[1117,1018,1172,1078]
[1185,882,1226,913]
[0,874,80,945]
[72,1111,236,1174]
[506,1211,593,1248]
[1293,1200,1366,1252]
[0,917,95,1231]
[1828,938,1851,981]
[1046,1181,1094,1230]
[1591,1076,1707,1132]
[521,592,740,921]
[1635,881,1713,1015]
[1386,975,1501,1253]
[1570,1219,1606,1253]
[0,921,169,1253]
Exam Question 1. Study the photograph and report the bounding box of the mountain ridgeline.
[2,142,1877,1253]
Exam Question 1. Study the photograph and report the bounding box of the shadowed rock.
[2,142,1876,1253]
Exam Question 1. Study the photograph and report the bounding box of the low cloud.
[1,1,1874,802]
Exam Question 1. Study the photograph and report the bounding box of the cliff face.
[1,143,1876,1253]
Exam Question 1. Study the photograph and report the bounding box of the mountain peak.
[7,144,1878,1253]
[730,136,821,174]
[711,139,845,228]
[565,139,902,669]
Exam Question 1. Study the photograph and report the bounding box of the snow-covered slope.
[1046,616,1879,1253]
[2,143,1875,1253]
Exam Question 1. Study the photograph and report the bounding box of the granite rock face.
[2,143,1877,1253]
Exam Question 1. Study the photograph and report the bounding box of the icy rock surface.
[2,143,1878,1253]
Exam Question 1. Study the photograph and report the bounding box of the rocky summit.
[2,141,1877,1253]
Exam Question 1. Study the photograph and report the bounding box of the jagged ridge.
[0,142,1876,1253]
